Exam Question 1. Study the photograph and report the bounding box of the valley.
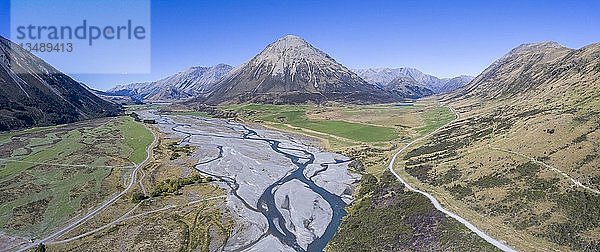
[0,31,500,251]
[177,101,505,251]
[0,100,503,251]
[0,4,597,249]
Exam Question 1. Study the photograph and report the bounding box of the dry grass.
[395,95,600,251]
[47,127,233,251]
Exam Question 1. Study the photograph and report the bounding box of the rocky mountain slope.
[403,41,600,251]
[354,67,473,95]
[84,84,140,105]
[203,35,399,104]
[383,76,434,99]
[0,36,121,131]
[437,75,474,94]
[448,41,597,106]
[108,64,233,101]
[352,68,407,87]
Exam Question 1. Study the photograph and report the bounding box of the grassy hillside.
[0,117,153,237]
[120,117,154,164]
[396,105,600,251]
[399,43,600,251]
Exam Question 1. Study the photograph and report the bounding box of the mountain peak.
[108,64,233,100]
[262,34,319,56]
[488,41,573,70]
[275,34,308,44]
[213,63,232,68]
[518,41,564,48]
[450,41,593,102]
[247,35,335,78]
[508,41,569,56]
[204,36,398,104]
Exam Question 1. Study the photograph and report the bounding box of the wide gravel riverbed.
[145,111,360,251]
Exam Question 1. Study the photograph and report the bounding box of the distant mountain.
[0,36,121,131]
[108,64,233,101]
[203,35,399,105]
[437,75,474,94]
[393,67,442,88]
[353,67,473,95]
[353,68,408,87]
[82,84,141,105]
[384,76,434,99]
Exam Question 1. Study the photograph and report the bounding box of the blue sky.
[1,0,599,90]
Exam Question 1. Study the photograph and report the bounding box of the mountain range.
[0,36,120,131]
[1,34,475,131]
[203,35,399,104]
[108,64,233,101]
[353,67,474,94]
[111,35,472,104]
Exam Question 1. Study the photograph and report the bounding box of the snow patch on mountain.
[108,64,233,100]
[353,67,473,94]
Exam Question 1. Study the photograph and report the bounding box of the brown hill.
[401,41,600,251]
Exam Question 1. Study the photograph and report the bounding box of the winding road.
[388,107,517,252]
[14,125,158,252]
[8,107,519,251]
[491,147,600,195]
[48,195,226,245]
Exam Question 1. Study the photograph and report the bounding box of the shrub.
[131,191,149,203]
[151,174,205,197]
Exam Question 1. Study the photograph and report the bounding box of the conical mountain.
[204,35,398,104]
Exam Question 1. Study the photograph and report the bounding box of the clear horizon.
[1,0,599,90]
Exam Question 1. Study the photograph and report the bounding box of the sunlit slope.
[401,42,600,251]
